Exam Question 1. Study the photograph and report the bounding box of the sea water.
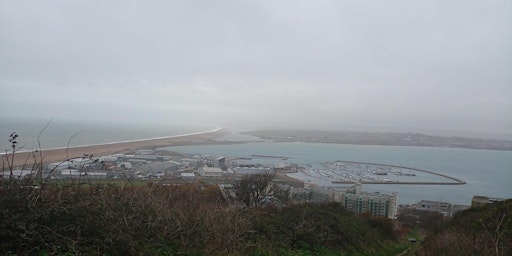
[0,118,213,152]
[162,140,512,205]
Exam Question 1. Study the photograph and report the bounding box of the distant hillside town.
[242,130,512,151]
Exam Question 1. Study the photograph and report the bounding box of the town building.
[471,195,507,207]
[59,169,108,179]
[180,172,196,180]
[329,184,398,219]
[213,157,226,168]
[181,158,200,168]
[118,162,132,170]
[402,200,470,217]
[412,200,453,217]
[290,187,313,203]
[203,156,222,167]
[199,167,224,178]
[232,167,273,175]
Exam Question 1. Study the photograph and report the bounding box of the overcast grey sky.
[1,0,511,138]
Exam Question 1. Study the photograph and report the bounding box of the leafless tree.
[233,172,274,207]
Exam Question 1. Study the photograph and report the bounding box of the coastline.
[241,130,512,151]
[6,127,225,167]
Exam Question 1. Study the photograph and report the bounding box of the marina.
[162,141,512,205]
[319,160,466,185]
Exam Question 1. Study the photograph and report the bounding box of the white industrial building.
[199,167,224,177]
[232,167,273,175]
[180,172,196,180]
[59,169,108,180]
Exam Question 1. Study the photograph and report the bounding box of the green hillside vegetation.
[419,199,511,255]
[0,178,409,256]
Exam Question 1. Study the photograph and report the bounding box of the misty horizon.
[1,1,511,140]
[2,117,511,149]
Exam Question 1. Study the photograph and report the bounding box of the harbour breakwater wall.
[332,181,466,185]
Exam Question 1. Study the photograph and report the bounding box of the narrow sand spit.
[6,128,225,167]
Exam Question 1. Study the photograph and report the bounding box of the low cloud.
[1,1,510,138]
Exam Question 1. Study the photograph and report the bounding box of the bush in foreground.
[0,180,399,255]
[419,199,511,256]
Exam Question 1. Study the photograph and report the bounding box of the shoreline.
[241,130,512,151]
[5,127,226,167]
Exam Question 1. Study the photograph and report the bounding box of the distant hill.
[242,130,512,151]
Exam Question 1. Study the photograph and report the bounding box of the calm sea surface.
[0,119,213,152]
[162,137,512,205]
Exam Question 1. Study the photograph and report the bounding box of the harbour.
[321,160,466,185]
[162,141,512,205]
